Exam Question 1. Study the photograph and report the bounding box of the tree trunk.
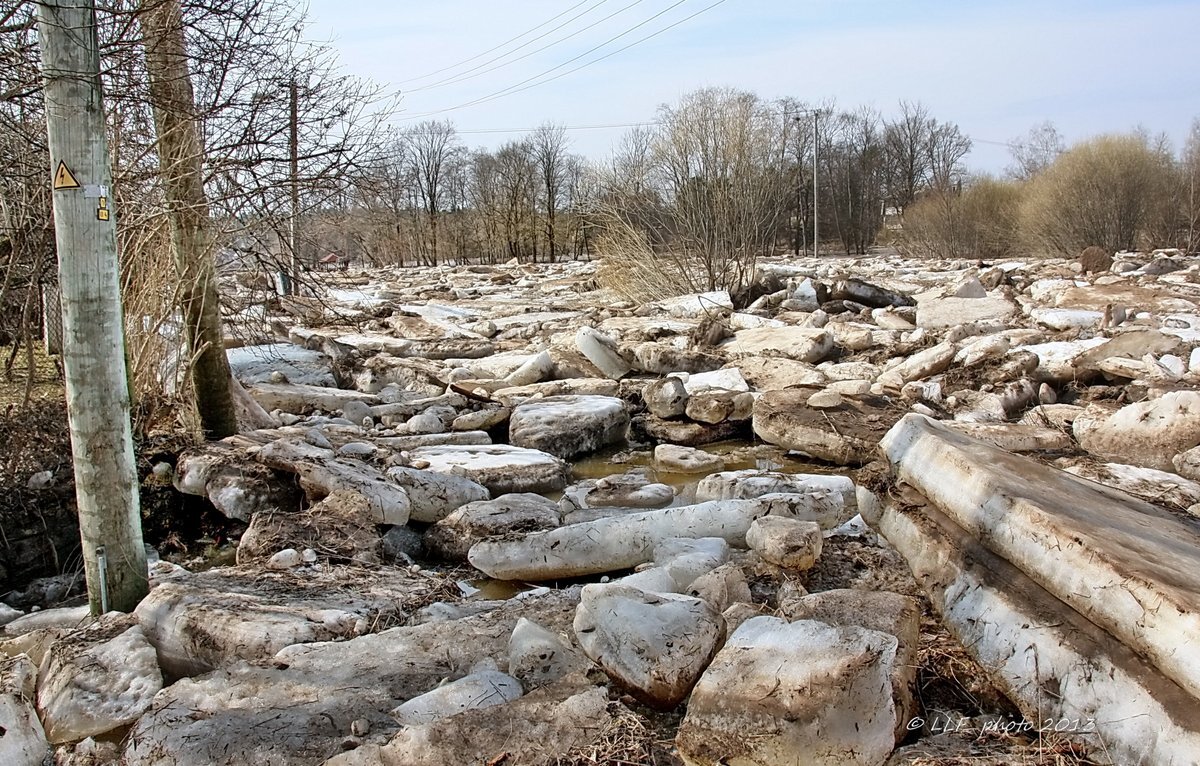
[140,0,238,439]
[37,0,148,613]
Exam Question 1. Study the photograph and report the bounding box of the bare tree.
[531,122,569,262]
[596,87,788,301]
[881,101,971,211]
[927,120,972,192]
[1185,119,1200,254]
[494,139,537,261]
[883,100,933,212]
[826,107,886,255]
[140,0,237,439]
[467,148,503,263]
[1008,120,1064,180]
[406,119,459,265]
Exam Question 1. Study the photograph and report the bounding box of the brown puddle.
[567,439,847,499]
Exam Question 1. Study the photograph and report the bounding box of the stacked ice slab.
[877,414,1200,766]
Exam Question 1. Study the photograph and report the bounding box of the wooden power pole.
[36,0,147,614]
[289,77,299,293]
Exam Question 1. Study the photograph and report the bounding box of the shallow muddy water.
[567,439,847,501]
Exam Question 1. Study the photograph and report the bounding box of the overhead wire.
[394,0,597,85]
[399,0,725,121]
[402,0,646,95]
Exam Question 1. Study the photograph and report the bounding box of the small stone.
[643,377,689,419]
[405,411,445,435]
[26,470,54,491]
[807,390,844,409]
[266,548,303,570]
[338,441,377,459]
[301,548,318,564]
[350,718,370,736]
[1038,383,1057,405]
[745,517,823,570]
[303,428,333,450]
[342,400,373,424]
[151,462,174,482]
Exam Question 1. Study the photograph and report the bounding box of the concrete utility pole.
[36,0,147,613]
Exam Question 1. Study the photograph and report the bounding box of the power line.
[401,0,721,121]
[972,137,1018,148]
[457,120,658,135]
[395,0,597,85]
[403,0,646,95]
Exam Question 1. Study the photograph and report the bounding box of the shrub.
[898,176,1023,260]
[1018,134,1179,255]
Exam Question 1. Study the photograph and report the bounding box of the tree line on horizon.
[2,0,1198,425]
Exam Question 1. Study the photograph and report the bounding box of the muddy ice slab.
[876,340,956,391]
[654,444,725,473]
[0,655,49,765]
[575,326,632,379]
[677,616,899,766]
[733,356,827,391]
[135,565,449,677]
[36,613,162,745]
[745,517,822,570]
[391,670,522,725]
[322,680,609,766]
[257,439,411,524]
[383,466,489,523]
[424,493,561,562]
[489,377,620,406]
[916,295,1016,329]
[1064,462,1200,512]
[882,413,1200,703]
[614,538,732,595]
[880,501,1200,766]
[1073,391,1200,471]
[469,496,831,581]
[634,413,745,446]
[508,395,629,460]
[175,443,302,522]
[125,587,582,766]
[408,444,569,494]
[560,470,675,511]
[782,590,921,742]
[574,584,724,709]
[248,382,379,414]
[695,469,856,528]
[508,617,590,688]
[753,389,904,465]
[942,421,1074,453]
[720,327,833,364]
[227,343,335,387]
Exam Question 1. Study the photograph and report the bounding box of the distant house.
[883,206,904,231]
[318,253,347,271]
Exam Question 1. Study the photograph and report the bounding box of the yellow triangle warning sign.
[53,161,80,190]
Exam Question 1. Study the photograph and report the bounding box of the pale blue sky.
[302,0,1200,172]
